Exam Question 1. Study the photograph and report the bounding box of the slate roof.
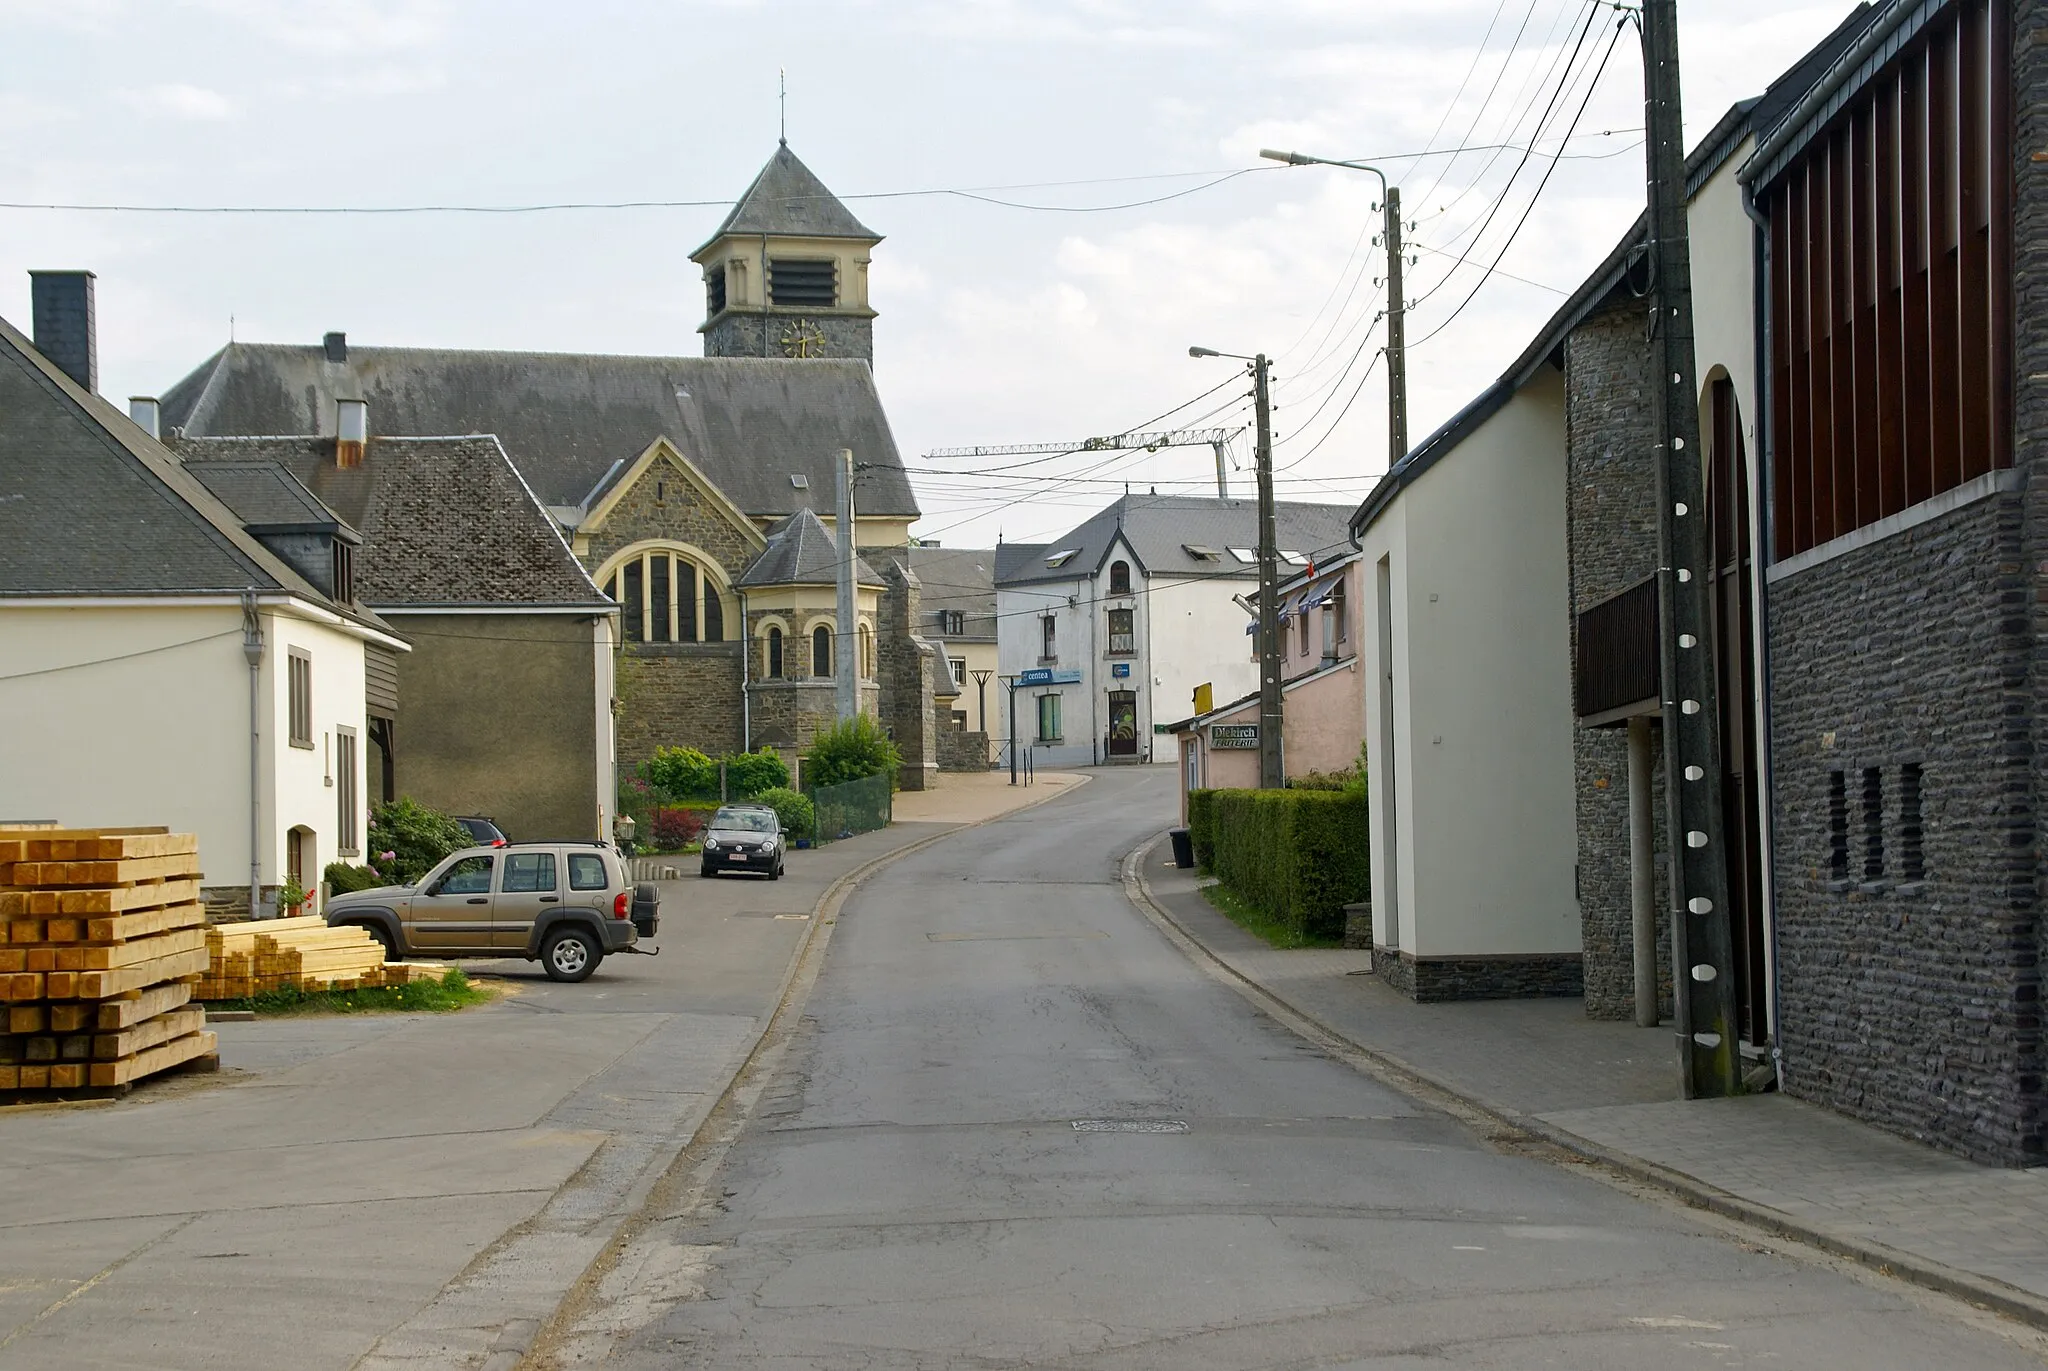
[997,495,1356,589]
[182,460,354,535]
[737,507,883,589]
[695,143,879,255]
[909,547,996,641]
[993,543,1049,584]
[0,311,375,619]
[170,435,609,609]
[156,346,918,520]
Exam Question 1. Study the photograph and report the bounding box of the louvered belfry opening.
[1765,0,2013,559]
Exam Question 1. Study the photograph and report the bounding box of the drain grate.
[1071,1119,1189,1134]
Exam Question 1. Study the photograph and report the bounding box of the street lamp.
[1190,344,1282,789]
[1258,148,1408,464]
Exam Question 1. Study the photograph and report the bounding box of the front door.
[1107,691,1138,756]
[493,849,560,949]
[406,853,496,952]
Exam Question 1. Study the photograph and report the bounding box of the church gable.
[578,437,765,583]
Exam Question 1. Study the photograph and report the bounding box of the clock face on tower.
[780,319,827,358]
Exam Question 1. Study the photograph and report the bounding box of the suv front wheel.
[541,926,601,983]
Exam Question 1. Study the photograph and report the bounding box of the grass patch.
[1200,881,1345,950]
[211,967,495,1017]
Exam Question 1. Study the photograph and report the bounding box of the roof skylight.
[1045,548,1081,568]
[1183,544,1221,560]
[1227,547,1256,563]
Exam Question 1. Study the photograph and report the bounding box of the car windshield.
[713,810,777,833]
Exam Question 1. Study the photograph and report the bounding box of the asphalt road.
[580,767,2048,1370]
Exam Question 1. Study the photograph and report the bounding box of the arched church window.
[766,626,784,679]
[812,625,833,678]
[1109,560,1132,596]
[602,546,728,644]
[858,624,875,680]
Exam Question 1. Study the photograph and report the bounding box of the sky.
[1,0,1860,551]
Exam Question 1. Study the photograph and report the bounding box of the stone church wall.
[704,313,873,364]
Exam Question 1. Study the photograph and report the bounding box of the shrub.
[1187,789,1218,872]
[642,745,717,800]
[368,797,473,884]
[649,807,707,852]
[324,862,387,894]
[1207,787,1368,941]
[1286,768,1357,792]
[804,714,902,788]
[754,787,816,841]
[725,747,791,799]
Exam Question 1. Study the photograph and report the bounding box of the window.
[1762,0,2013,559]
[568,853,608,890]
[1183,544,1221,561]
[769,258,836,307]
[603,548,727,644]
[1037,693,1062,743]
[766,626,784,679]
[1109,560,1131,595]
[1332,581,1349,645]
[1040,614,1057,661]
[1107,607,1135,655]
[940,609,965,636]
[332,541,354,605]
[949,657,967,687]
[503,851,557,893]
[1321,596,1337,660]
[813,624,833,677]
[706,263,727,316]
[1044,548,1080,569]
[1298,607,1311,655]
[435,855,493,896]
[859,624,875,680]
[1280,550,1308,567]
[287,649,313,748]
[1227,547,1256,564]
[336,726,359,856]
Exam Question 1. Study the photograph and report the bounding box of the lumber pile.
[0,827,218,1092]
[196,916,391,999]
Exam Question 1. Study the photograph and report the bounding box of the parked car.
[455,815,508,846]
[699,804,787,879]
[325,840,659,982]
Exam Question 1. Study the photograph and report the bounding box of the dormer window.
[769,258,836,307]
[1045,548,1081,569]
[707,263,728,317]
[1108,560,1131,596]
[332,541,355,605]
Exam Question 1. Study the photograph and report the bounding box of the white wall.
[1689,137,1760,457]
[995,573,1092,766]
[0,599,374,900]
[1145,572,1259,764]
[1359,369,1579,959]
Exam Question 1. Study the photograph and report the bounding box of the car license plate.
[729,852,746,861]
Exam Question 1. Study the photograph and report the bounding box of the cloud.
[120,83,238,121]
[181,0,446,53]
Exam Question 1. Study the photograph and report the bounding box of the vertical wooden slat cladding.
[364,644,400,716]
[1574,577,1661,719]
[1764,0,2011,559]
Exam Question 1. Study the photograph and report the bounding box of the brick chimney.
[29,270,96,393]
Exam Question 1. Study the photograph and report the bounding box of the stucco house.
[995,495,1353,769]
[151,142,953,791]
[167,427,618,844]
[0,279,406,917]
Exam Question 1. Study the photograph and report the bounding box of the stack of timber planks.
[197,919,447,999]
[0,826,218,1093]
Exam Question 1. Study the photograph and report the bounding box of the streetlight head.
[1189,346,1220,358]
[1259,148,1308,165]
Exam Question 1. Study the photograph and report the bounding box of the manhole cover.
[1071,1119,1189,1134]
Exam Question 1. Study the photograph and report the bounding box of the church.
[156,142,959,820]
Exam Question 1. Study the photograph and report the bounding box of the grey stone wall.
[871,550,939,791]
[703,311,873,364]
[1768,491,2039,1165]
[1564,300,1675,1019]
[936,727,990,772]
[1375,951,1583,1003]
[616,644,745,769]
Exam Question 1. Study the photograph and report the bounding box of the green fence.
[807,772,892,845]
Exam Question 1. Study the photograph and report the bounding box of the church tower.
[693,143,881,363]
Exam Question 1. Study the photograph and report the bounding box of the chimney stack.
[323,331,347,362]
[29,270,97,393]
[129,397,161,439]
[336,397,367,468]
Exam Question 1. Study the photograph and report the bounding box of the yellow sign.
[1192,682,1214,715]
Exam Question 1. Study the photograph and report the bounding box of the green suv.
[325,841,658,982]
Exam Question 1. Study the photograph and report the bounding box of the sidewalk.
[0,779,1081,1371]
[1130,837,2048,1332]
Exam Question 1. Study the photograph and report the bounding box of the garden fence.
[806,772,892,845]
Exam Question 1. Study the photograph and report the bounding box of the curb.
[1121,830,2048,1336]
[514,772,1093,1368]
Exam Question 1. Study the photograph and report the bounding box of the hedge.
[1187,789,1219,872]
[1195,787,1368,941]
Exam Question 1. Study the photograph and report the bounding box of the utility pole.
[1260,149,1408,466]
[1252,353,1283,789]
[834,447,859,722]
[1641,0,1740,1099]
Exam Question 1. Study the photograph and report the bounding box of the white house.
[0,286,404,917]
[995,495,1353,769]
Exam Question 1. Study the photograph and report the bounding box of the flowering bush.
[649,807,707,852]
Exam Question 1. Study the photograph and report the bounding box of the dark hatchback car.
[699,805,786,879]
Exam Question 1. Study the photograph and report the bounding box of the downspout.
[1742,177,1785,1091]
[240,592,265,919]
[740,587,752,750]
